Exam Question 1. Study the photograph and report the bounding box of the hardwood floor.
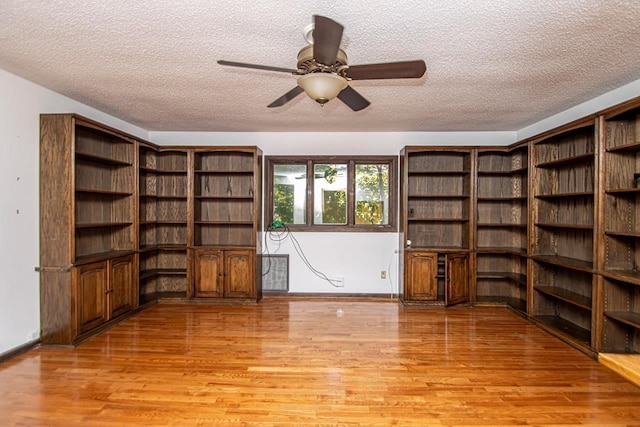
[1,299,640,426]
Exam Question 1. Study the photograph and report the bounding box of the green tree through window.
[355,164,389,225]
[266,156,396,231]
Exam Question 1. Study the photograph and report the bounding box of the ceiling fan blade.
[312,15,344,65]
[337,85,370,111]
[267,86,305,108]
[218,60,297,74]
[345,60,426,80]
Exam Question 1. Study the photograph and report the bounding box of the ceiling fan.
[217,15,426,111]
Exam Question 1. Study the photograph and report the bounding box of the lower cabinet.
[402,251,469,305]
[404,252,438,301]
[76,255,135,334]
[40,254,136,346]
[194,248,256,300]
[445,253,470,306]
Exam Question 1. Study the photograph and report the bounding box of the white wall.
[0,69,148,355]
[149,131,516,152]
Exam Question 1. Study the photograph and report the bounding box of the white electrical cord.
[264,224,342,288]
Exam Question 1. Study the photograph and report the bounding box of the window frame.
[265,155,397,232]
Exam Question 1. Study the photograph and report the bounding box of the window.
[266,156,397,231]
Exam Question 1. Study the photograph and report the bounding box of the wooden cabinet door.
[405,252,438,301]
[445,253,469,306]
[194,249,223,297]
[76,261,108,333]
[109,255,134,318]
[224,250,254,299]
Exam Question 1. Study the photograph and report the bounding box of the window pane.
[273,164,307,225]
[314,164,347,224]
[355,164,389,225]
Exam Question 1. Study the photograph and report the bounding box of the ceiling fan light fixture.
[297,73,348,105]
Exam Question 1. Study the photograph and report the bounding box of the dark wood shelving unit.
[40,114,137,345]
[399,148,472,305]
[601,103,640,353]
[475,144,528,311]
[531,121,597,352]
[192,148,262,301]
[138,146,190,303]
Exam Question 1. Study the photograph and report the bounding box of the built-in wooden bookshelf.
[530,121,597,352]
[40,114,137,345]
[192,148,263,301]
[601,102,640,353]
[475,143,528,312]
[138,146,190,304]
[399,147,472,305]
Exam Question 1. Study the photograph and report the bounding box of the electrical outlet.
[335,276,344,287]
[380,270,387,279]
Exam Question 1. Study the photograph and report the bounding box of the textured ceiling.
[1,0,640,132]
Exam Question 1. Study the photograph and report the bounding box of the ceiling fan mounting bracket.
[303,23,315,45]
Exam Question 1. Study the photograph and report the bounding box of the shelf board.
[408,194,470,199]
[535,222,593,230]
[605,311,640,329]
[532,315,591,347]
[75,151,132,166]
[601,269,640,286]
[606,140,640,152]
[75,188,132,196]
[531,255,593,272]
[477,196,527,201]
[476,247,527,256]
[535,191,594,199]
[605,230,640,238]
[139,268,187,280]
[194,220,254,225]
[408,170,470,175]
[475,296,526,312]
[477,271,526,284]
[139,220,187,225]
[139,291,187,305]
[477,167,528,176]
[138,244,187,253]
[406,247,470,253]
[535,286,592,310]
[139,194,188,199]
[139,166,187,174]
[75,221,132,229]
[477,223,527,228]
[75,250,135,265]
[155,291,188,299]
[408,218,469,222]
[536,153,594,169]
[605,187,640,195]
[194,169,253,174]
[195,195,254,200]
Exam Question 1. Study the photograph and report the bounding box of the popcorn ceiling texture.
[1,0,640,131]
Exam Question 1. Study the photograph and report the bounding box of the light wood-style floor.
[2,299,640,426]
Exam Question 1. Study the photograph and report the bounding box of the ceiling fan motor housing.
[296,45,348,75]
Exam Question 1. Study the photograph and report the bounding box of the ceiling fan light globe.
[297,73,348,104]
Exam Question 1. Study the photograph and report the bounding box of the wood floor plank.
[1,299,640,426]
